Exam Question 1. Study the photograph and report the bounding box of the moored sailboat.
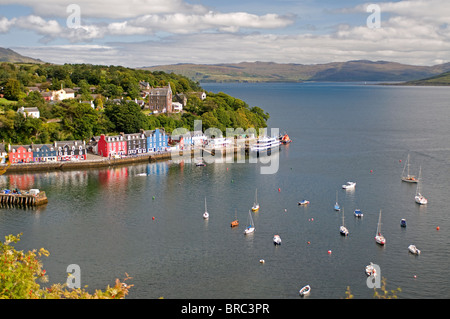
[203,197,209,219]
[415,166,428,205]
[375,210,386,245]
[334,190,340,211]
[340,208,349,236]
[251,188,260,212]
[244,210,255,235]
[401,153,418,183]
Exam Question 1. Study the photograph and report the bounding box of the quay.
[0,189,48,207]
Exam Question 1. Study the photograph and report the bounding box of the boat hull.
[375,235,386,245]
[299,285,311,297]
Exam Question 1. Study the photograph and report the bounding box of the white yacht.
[250,136,280,153]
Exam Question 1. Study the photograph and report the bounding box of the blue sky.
[0,0,449,67]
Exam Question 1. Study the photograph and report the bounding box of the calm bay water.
[1,82,450,299]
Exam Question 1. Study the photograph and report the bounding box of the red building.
[97,134,127,157]
[8,145,33,163]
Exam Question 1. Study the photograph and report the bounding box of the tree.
[4,78,21,101]
[0,233,133,299]
[104,101,148,134]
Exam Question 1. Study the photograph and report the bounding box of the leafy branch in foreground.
[0,233,133,299]
[344,277,401,299]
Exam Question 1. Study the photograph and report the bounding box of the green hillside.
[402,71,450,86]
[0,48,44,64]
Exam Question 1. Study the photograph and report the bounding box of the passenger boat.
[401,154,418,183]
[414,166,428,205]
[400,219,407,227]
[250,136,281,153]
[375,210,386,245]
[408,244,421,255]
[354,209,363,217]
[299,285,311,297]
[298,200,310,206]
[273,234,282,245]
[342,181,356,190]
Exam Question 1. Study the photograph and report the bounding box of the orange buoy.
[278,188,281,192]
[436,226,440,230]
[152,216,155,220]
[307,241,310,245]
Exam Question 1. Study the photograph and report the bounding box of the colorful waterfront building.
[54,140,87,161]
[97,134,127,158]
[145,128,169,152]
[125,131,147,155]
[32,144,57,162]
[8,145,34,164]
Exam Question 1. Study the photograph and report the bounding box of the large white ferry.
[250,136,281,153]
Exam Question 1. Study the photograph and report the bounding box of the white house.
[17,106,40,119]
[172,102,183,113]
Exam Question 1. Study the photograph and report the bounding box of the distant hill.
[401,71,450,86]
[143,60,450,83]
[0,47,44,64]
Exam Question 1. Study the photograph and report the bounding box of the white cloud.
[0,0,208,18]
[14,15,63,36]
[4,0,450,66]
[0,16,15,33]
[125,12,294,34]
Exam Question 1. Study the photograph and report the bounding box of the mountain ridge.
[142,60,450,83]
[0,47,44,64]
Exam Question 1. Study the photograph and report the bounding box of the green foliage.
[0,233,133,299]
[344,277,401,299]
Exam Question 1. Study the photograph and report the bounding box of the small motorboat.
[280,134,292,144]
[340,225,349,236]
[354,209,363,217]
[342,182,356,190]
[298,200,310,206]
[408,244,421,255]
[299,285,311,297]
[365,262,377,276]
[400,219,407,227]
[273,234,282,245]
[230,219,239,227]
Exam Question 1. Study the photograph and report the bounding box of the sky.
[0,0,449,67]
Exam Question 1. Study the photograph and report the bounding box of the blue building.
[145,129,169,152]
[32,144,57,162]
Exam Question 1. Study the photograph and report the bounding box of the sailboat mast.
[377,210,382,235]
